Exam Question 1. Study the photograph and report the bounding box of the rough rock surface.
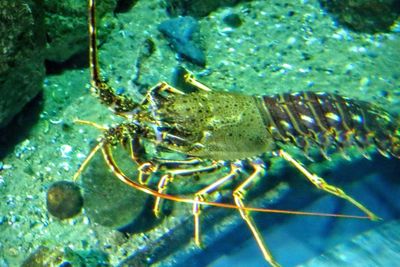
[44,0,117,62]
[320,0,400,33]
[0,0,46,128]
[166,0,251,17]
[0,0,118,128]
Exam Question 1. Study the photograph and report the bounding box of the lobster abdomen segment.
[256,91,400,158]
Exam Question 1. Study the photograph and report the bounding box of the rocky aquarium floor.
[0,0,399,266]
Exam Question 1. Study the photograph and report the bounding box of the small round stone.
[46,181,83,219]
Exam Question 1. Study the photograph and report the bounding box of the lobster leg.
[192,163,240,247]
[72,141,104,181]
[184,73,212,92]
[137,162,157,184]
[142,82,185,107]
[153,162,222,216]
[278,149,380,221]
[154,157,203,166]
[72,119,110,181]
[233,161,281,267]
[166,161,221,176]
[153,174,174,217]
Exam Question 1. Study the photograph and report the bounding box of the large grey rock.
[0,0,118,128]
[0,0,46,128]
[158,16,206,66]
[82,145,159,231]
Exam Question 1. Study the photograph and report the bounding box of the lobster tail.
[256,91,400,161]
[390,125,400,159]
[370,110,400,159]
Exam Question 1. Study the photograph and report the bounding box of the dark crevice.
[0,92,44,160]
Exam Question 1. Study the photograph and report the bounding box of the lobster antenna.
[88,0,101,88]
[101,143,371,220]
[87,0,137,112]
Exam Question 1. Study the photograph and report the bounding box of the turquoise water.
[0,0,399,266]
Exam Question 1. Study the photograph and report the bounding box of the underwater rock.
[158,16,206,66]
[64,247,110,267]
[22,246,110,267]
[319,0,400,33]
[166,0,252,17]
[0,0,117,128]
[21,246,64,267]
[46,181,84,219]
[82,147,157,231]
[43,0,117,62]
[0,0,45,128]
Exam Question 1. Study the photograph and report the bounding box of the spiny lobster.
[72,0,400,266]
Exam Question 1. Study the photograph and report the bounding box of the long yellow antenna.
[87,0,137,112]
[101,143,370,219]
[88,0,100,88]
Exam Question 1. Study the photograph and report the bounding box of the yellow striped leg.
[184,73,212,92]
[155,157,202,166]
[137,162,157,184]
[153,161,222,217]
[192,163,240,247]
[73,141,103,181]
[153,174,173,217]
[167,161,221,176]
[233,162,281,267]
[278,149,379,221]
[142,82,185,106]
